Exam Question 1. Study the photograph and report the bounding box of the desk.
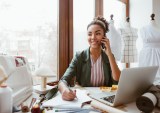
[15,87,160,113]
[84,87,160,113]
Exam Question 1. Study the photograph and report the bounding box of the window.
[103,0,126,28]
[103,0,127,70]
[0,0,58,84]
[73,0,95,54]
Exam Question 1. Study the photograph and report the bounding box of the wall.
[130,0,152,29]
[153,0,160,28]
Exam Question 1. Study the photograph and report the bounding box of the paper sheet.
[42,89,92,108]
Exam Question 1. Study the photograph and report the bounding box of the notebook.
[42,89,92,108]
[89,66,159,107]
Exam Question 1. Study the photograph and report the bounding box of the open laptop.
[89,66,159,107]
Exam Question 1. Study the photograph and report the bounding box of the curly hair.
[87,16,109,35]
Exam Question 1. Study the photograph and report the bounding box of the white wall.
[153,0,160,28]
[130,0,152,29]
[130,0,160,29]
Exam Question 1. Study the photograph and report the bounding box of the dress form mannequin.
[106,14,122,61]
[139,14,160,78]
[148,14,159,30]
[119,17,138,68]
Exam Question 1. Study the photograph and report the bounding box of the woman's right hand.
[61,88,77,101]
[101,37,112,56]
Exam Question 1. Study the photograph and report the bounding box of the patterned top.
[119,25,138,63]
[90,55,105,86]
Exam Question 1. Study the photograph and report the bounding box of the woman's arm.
[107,53,121,81]
[101,38,121,81]
[58,52,81,100]
[58,80,76,101]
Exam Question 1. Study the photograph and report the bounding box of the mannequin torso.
[106,19,122,61]
[139,18,160,78]
[119,21,138,65]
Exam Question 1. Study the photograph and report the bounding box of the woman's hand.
[101,37,112,56]
[61,88,77,101]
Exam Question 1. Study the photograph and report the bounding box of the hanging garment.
[139,21,160,78]
[107,20,122,61]
[119,23,138,63]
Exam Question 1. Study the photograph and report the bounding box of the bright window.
[0,0,58,84]
[73,0,95,54]
[103,0,126,28]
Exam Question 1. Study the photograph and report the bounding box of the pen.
[62,80,78,99]
[68,87,78,100]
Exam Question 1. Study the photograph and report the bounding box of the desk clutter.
[10,85,160,113]
[1,59,160,113]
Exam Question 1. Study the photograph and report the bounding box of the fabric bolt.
[90,54,104,87]
[119,22,138,63]
[107,20,122,61]
[139,20,160,78]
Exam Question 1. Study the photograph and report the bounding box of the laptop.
[89,66,159,107]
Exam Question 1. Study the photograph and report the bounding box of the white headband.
[97,20,106,29]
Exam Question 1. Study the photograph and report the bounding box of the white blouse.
[90,55,105,87]
[139,20,160,78]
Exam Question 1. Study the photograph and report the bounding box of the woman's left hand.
[101,37,112,56]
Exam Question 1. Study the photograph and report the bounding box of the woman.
[58,16,121,101]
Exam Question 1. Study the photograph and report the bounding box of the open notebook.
[42,89,92,108]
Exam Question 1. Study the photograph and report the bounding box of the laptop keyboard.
[101,95,115,103]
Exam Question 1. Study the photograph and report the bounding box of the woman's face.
[87,24,104,49]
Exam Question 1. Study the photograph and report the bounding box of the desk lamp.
[33,66,56,94]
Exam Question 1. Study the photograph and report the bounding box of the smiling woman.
[58,16,121,101]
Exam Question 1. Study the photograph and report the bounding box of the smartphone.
[101,36,106,49]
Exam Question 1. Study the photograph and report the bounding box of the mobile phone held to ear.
[101,43,105,49]
[101,37,106,49]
